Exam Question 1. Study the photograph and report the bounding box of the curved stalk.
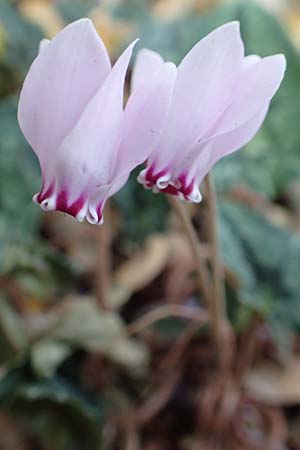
[168,196,212,307]
[95,204,111,310]
[168,189,233,369]
[204,174,226,342]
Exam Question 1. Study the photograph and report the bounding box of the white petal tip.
[137,169,147,184]
[86,205,104,225]
[156,174,172,189]
[186,184,202,203]
[42,196,56,211]
[32,193,39,205]
[33,193,56,211]
[75,205,89,222]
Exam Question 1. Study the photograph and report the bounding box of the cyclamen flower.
[135,22,286,203]
[18,19,176,224]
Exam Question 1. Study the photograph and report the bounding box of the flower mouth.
[138,166,202,203]
[34,183,104,224]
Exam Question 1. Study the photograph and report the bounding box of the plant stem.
[168,192,233,368]
[204,175,226,334]
[204,174,234,369]
[168,196,212,308]
[127,304,208,337]
[95,205,111,310]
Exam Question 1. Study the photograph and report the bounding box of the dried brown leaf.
[164,233,199,303]
[114,234,170,295]
[245,358,300,406]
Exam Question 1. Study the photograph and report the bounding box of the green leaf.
[113,168,169,243]
[0,96,41,239]
[220,200,300,333]
[47,298,150,370]
[0,370,103,450]
[1,240,78,300]
[31,339,71,379]
[0,296,28,357]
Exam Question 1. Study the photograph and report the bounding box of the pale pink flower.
[18,19,176,224]
[135,22,286,203]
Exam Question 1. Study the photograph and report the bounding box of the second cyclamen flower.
[18,19,176,224]
[135,22,286,203]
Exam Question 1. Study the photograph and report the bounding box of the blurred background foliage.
[1,0,300,449]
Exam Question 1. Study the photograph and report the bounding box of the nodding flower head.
[134,22,286,203]
[18,19,176,224]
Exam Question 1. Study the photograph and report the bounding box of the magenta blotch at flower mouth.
[33,182,105,225]
[138,165,202,203]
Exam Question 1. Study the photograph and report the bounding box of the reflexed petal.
[159,107,268,203]
[131,49,165,92]
[58,41,137,187]
[136,24,286,205]
[114,61,177,179]
[214,54,286,136]
[18,19,111,164]
[147,107,268,204]
[193,106,269,184]
[173,55,285,178]
[155,21,244,167]
[34,41,137,225]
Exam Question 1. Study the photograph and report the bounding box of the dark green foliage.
[0,96,41,238]
[0,369,103,450]
[0,96,77,300]
[220,200,300,332]
[113,169,169,243]
[1,240,78,299]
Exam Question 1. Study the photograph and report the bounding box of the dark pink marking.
[159,174,195,200]
[163,185,179,196]
[56,191,86,218]
[56,190,68,213]
[69,195,86,217]
[179,174,194,198]
[145,164,169,185]
[144,166,196,201]
[178,174,187,190]
[37,182,55,204]
[145,165,155,183]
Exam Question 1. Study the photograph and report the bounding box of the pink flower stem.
[204,175,226,324]
[204,173,234,367]
[168,195,213,308]
[126,304,208,337]
[168,189,233,368]
[95,204,111,310]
